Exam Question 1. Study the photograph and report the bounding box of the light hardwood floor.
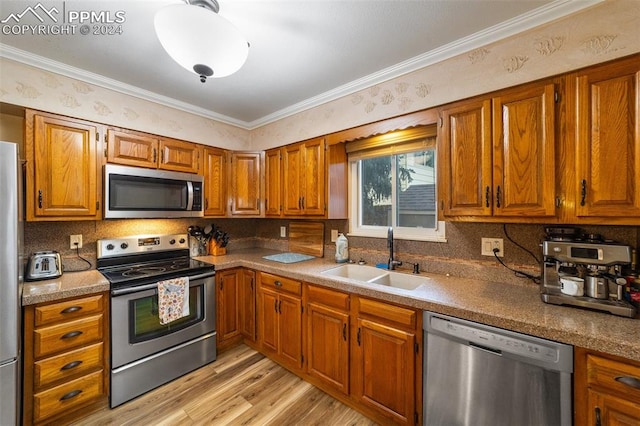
[73,344,378,425]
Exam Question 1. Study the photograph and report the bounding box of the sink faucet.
[387,227,402,270]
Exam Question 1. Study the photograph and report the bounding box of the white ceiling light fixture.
[154,0,249,83]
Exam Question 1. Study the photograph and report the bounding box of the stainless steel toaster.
[26,251,62,281]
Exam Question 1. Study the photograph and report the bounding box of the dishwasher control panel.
[429,315,565,365]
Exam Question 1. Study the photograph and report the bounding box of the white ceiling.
[0,0,598,128]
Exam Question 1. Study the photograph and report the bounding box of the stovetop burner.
[96,234,215,288]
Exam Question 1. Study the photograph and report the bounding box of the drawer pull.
[60,360,83,371]
[61,330,83,340]
[615,376,640,390]
[60,389,82,401]
[275,280,282,287]
[61,306,82,314]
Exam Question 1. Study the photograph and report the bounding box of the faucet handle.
[412,262,420,274]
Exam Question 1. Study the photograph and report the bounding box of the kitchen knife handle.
[60,360,83,371]
[60,390,82,401]
[615,376,640,390]
[61,306,82,314]
[61,331,83,340]
[580,179,587,206]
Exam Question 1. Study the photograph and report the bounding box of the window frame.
[346,127,446,242]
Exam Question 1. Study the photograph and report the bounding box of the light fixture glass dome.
[154,1,249,82]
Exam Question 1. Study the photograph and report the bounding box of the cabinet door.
[353,318,415,424]
[282,143,304,215]
[259,288,278,353]
[106,128,158,168]
[216,270,240,343]
[492,83,556,217]
[301,138,325,215]
[264,148,282,217]
[239,269,256,341]
[575,60,640,217]
[29,113,101,220]
[439,99,493,216]
[587,390,640,426]
[306,302,349,395]
[202,147,227,216]
[278,293,303,370]
[159,138,200,173]
[230,152,262,215]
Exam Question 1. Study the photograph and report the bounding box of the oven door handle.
[111,271,215,296]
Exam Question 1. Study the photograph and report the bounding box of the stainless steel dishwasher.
[423,312,573,426]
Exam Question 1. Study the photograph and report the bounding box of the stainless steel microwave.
[104,164,204,219]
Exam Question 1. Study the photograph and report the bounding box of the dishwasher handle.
[469,341,502,356]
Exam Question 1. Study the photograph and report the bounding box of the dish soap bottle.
[335,233,349,263]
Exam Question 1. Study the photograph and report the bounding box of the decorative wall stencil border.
[535,36,565,56]
[582,35,618,55]
[503,55,529,73]
[468,48,490,64]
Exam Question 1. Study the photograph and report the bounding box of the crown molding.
[1,0,601,130]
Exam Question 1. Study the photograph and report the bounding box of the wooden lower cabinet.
[306,285,350,395]
[239,269,257,342]
[258,272,303,370]
[217,268,257,351]
[575,346,640,426]
[23,293,110,425]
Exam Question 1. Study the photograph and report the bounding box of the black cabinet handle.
[485,186,490,208]
[60,360,83,371]
[301,196,305,209]
[38,190,43,208]
[250,278,254,290]
[342,323,347,341]
[580,179,587,206]
[357,327,361,346]
[495,185,501,208]
[615,375,640,390]
[274,300,278,313]
[595,406,601,426]
[61,331,83,340]
[61,306,82,314]
[278,300,282,314]
[60,389,82,401]
[274,280,282,287]
[153,148,157,163]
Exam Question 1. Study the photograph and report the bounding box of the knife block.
[208,242,226,256]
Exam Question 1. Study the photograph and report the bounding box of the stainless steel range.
[97,234,216,407]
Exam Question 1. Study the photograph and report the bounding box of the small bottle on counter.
[335,233,349,263]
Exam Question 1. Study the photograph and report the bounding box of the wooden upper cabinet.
[440,98,492,217]
[282,137,325,216]
[264,148,282,217]
[575,57,640,218]
[229,151,262,216]
[25,110,103,221]
[107,128,200,173]
[202,147,227,216]
[492,83,556,217]
[439,81,557,219]
[158,137,201,173]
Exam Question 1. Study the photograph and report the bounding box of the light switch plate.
[331,229,339,242]
[280,226,287,238]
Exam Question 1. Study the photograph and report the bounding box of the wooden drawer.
[35,294,104,327]
[586,353,640,402]
[307,285,349,311]
[259,272,302,295]
[34,342,104,390]
[34,315,104,358]
[355,297,417,329]
[33,370,105,423]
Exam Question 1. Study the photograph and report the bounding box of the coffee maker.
[541,236,636,318]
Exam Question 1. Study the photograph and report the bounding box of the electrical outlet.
[280,226,287,238]
[70,234,83,249]
[481,237,503,257]
[331,229,339,242]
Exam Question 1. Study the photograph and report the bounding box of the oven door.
[111,272,215,369]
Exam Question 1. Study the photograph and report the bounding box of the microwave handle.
[186,182,194,211]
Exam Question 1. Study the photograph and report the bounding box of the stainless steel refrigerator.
[0,141,23,426]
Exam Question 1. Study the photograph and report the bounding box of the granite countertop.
[22,248,638,362]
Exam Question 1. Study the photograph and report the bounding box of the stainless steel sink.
[321,264,429,291]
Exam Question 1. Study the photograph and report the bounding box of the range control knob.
[120,242,129,250]
[179,238,186,244]
[106,244,115,251]
[169,239,176,245]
